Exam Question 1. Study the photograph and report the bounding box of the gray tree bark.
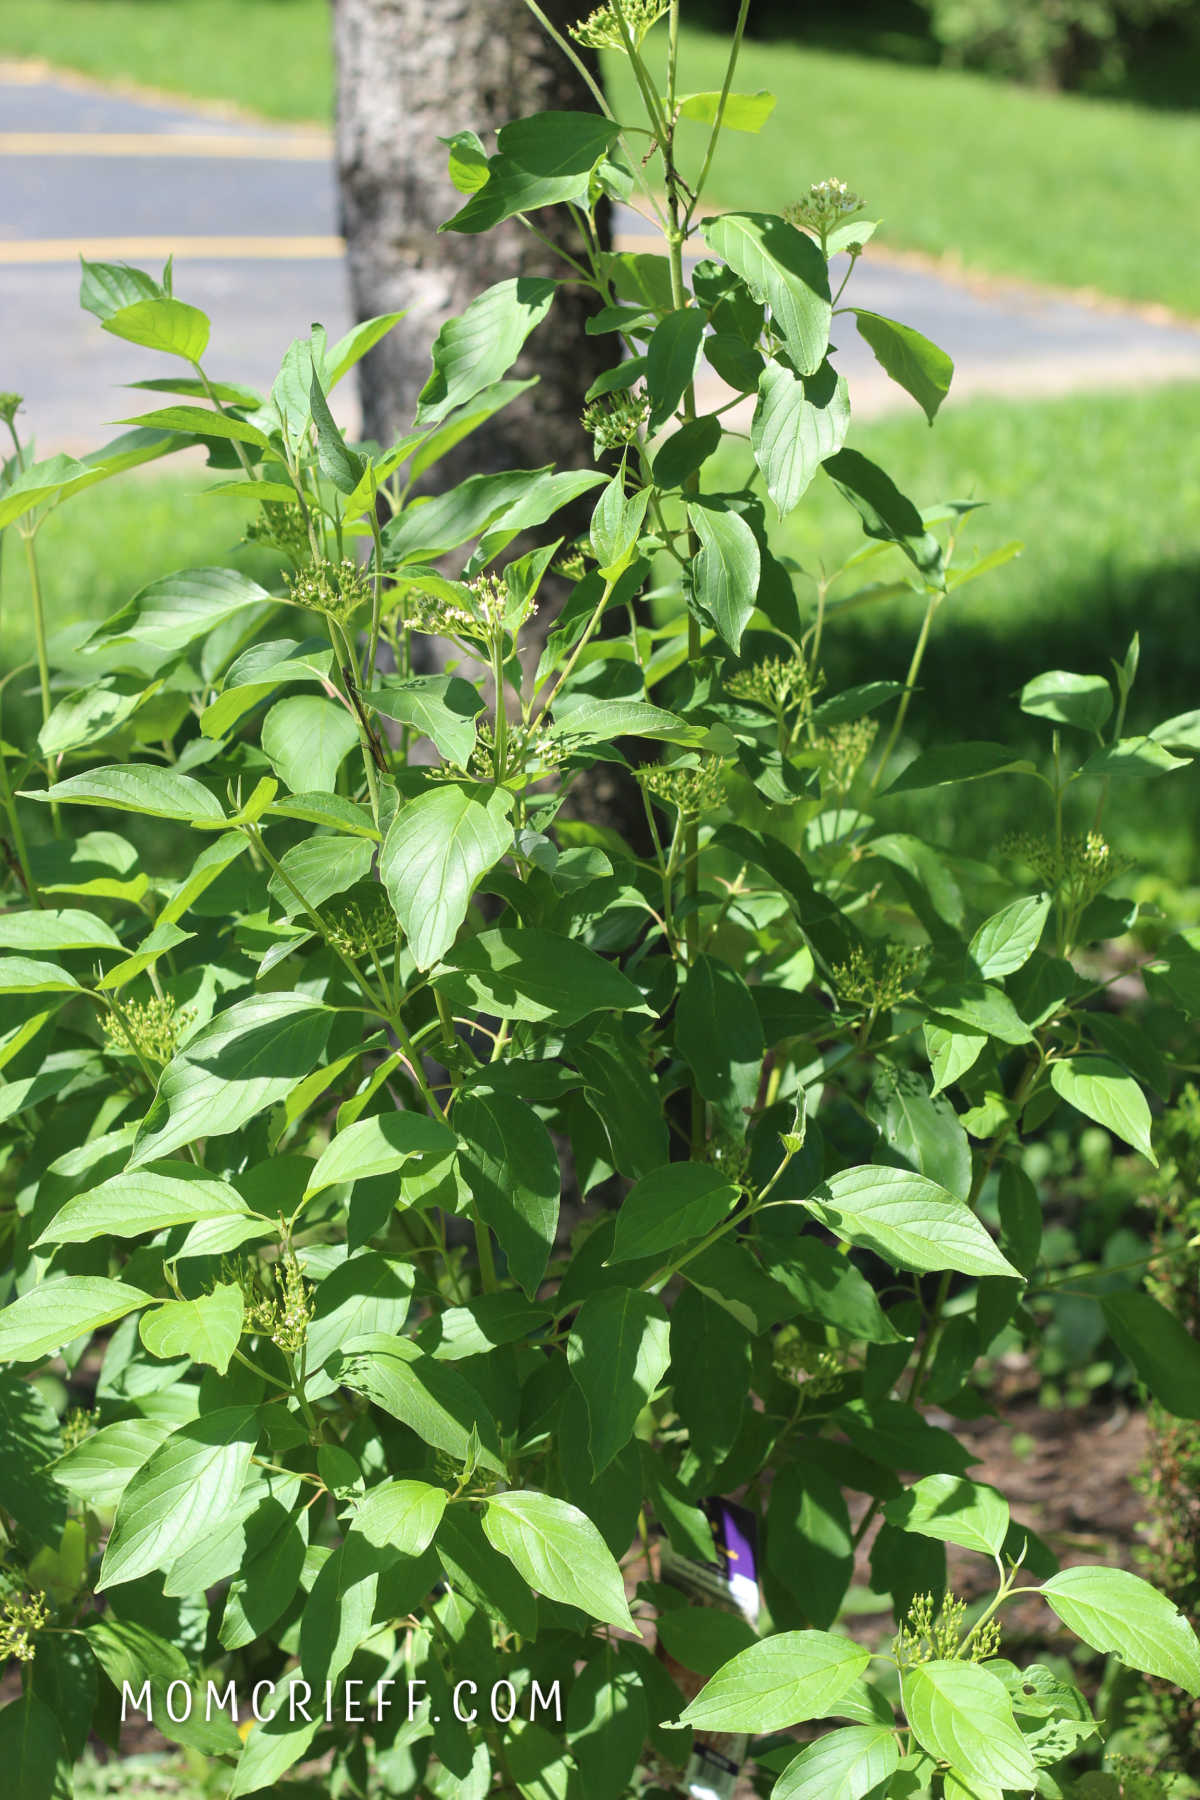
[330,0,611,482]
[330,0,648,842]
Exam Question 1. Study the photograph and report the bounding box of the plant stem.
[365,490,385,689]
[246,823,391,1018]
[685,0,752,225]
[190,360,257,481]
[519,0,667,227]
[663,126,707,1153]
[0,712,39,905]
[868,589,940,795]
[20,529,61,832]
[534,578,615,713]
[491,631,509,784]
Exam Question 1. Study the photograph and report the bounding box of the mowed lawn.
[2,1,1198,312]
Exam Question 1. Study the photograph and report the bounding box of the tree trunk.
[330,1,651,845]
[330,0,610,481]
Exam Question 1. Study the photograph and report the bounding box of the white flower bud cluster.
[786,178,865,235]
[569,0,669,52]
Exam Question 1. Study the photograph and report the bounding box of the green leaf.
[651,414,722,489]
[444,111,622,233]
[1049,1056,1156,1163]
[766,1462,854,1629]
[567,1287,670,1473]
[646,307,706,430]
[1019,669,1113,735]
[304,1252,415,1373]
[118,404,270,449]
[87,1615,240,1755]
[0,909,121,953]
[323,309,407,387]
[773,1725,900,1800]
[477,467,605,564]
[427,1293,550,1360]
[309,370,366,494]
[220,1497,310,1650]
[677,89,776,131]
[752,357,849,517]
[261,694,361,795]
[1081,736,1191,778]
[1040,1565,1200,1693]
[675,953,764,1120]
[0,1278,151,1364]
[455,1092,560,1297]
[80,255,162,320]
[803,1166,1019,1277]
[656,1607,757,1677]
[368,674,482,764]
[25,764,224,823]
[482,1490,637,1633]
[670,1285,750,1468]
[609,1162,739,1264]
[823,449,945,582]
[548,697,697,746]
[0,1376,67,1546]
[379,783,513,969]
[335,1334,504,1473]
[384,468,548,564]
[440,128,490,193]
[763,1239,904,1345]
[102,297,210,361]
[884,1474,1010,1556]
[902,1661,1035,1792]
[36,1163,250,1246]
[678,1631,870,1732]
[139,1285,245,1374]
[0,452,97,529]
[0,958,80,996]
[352,1479,448,1556]
[686,500,761,651]
[886,742,1036,794]
[97,1406,258,1589]
[52,1417,178,1507]
[1100,1291,1200,1420]
[265,790,379,839]
[1150,709,1200,752]
[130,993,334,1168]
[267,834,375,917]
[565,1644,649,1800]
[589,475,651,579]
[927,979,1034,1047]
[0,1693,70,1800]
[702,212,831,376]
[435,926,644,1025]
[869,1072,971,1201]
[969,894,1051,978]
[305,1112,456,1198]
[417,277,556,424]
[852,310,953,423]
[37,677,164,759]
[437,1507,537,1639]
[228,1682,320,1796]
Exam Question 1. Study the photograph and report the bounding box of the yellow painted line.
[0,236,346,264]
[0,131,331,159]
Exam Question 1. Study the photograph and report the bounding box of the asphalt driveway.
[4,63,1200,453]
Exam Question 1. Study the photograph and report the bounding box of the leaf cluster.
[1,6,1198,1797]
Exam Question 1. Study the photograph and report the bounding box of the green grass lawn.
[2,4,1198,313]
[0,0,335,123]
